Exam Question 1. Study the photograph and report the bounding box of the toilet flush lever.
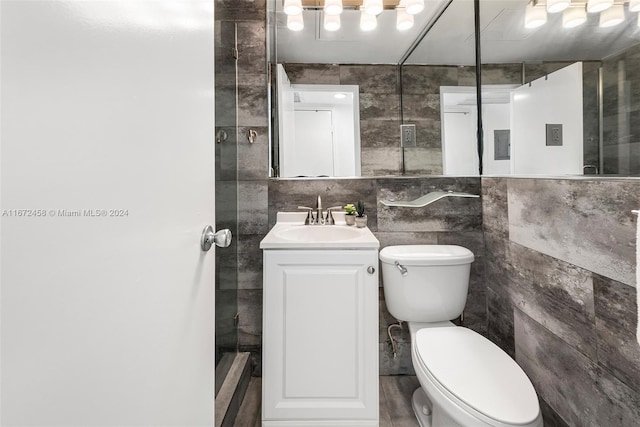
[395,261,408,277]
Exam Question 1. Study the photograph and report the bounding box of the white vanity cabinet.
[262,249,379,427]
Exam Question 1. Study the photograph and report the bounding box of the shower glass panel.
[215,20,239,392]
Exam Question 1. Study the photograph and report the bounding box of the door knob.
[367,266,376,274]
[201,226,232,251]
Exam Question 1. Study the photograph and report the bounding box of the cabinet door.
[263,250,379,423]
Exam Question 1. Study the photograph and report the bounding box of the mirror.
[267,0,470,177]
[475,0,640,175]
[275,64,361,177]
[399,0,478,175]
[269,0,640,177]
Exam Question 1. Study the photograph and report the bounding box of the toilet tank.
[379,245,474,323]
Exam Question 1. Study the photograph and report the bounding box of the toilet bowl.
[380,245,543,427]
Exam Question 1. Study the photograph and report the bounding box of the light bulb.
[396,8,414,30]
[287,13,304,31]
[630,0,640,13]
[547,0,570,13]
[405,0,425,15]
[283,0,303,16]
[360,8,377,31]
[524,2,547,28]
[562,6,587,27]
[587,0,612,13]
[364,0,383,15]
[599,4,624,27]
[324,0,343,16]
[324,13,340,31]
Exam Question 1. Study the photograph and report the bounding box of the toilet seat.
[414,327,540,426]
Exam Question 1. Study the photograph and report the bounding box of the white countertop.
[260,212,380,250]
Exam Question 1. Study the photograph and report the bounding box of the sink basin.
[260,212,380,249]
[276,225,362,242]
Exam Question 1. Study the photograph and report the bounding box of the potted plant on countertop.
[355,200,367,228]
[344,203,356,226]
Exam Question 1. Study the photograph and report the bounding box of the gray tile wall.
[238,176,486,376]
[267,177,485,375]
[482,177,640,426]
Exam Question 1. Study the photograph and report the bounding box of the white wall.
[290,109,335,176]
[279,83,359,177]
[482,103,512,175]
[442,109,479,175]
[511,62,584,175]
[277,64,296,177]
[327,103,356,176]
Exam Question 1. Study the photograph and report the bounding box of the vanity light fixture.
[364,0,384,15]
[525,1,547,28]
[324,13,341,31]
[405,0,425,15]
[283,0,430,32]
[526,0,639,29]
[287,13,304,31]
[396,7,414,30]
[324,0,343,16]
[283,0,303,15]
[562,5,587,27]
[547,0,570,13]
[587,0,613,13]
[599,3,624,26]
[360,7,378,31]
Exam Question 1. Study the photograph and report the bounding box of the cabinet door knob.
[367,266,375,274]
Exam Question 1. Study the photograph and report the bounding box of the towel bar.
[633,210,640,215]
[380,191,479,208]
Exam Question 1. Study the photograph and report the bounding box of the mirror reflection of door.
[275,64,361,178]
[289,109,335,177]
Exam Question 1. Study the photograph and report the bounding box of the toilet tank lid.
[379,245,474,266]
[415,327,540,425]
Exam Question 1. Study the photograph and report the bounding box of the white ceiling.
[273,0,447,64]
[293,89,355,105]
[271,0,640,65]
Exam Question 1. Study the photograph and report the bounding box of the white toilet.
[380,245,543,427]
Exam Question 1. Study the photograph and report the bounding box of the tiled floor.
[234,375,421,427]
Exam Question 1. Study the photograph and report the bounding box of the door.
[276,64,295,177]
[289,110,335,177]
[1,1,215,425]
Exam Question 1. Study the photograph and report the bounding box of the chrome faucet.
[315,195,323,225]
[298,195,343,225]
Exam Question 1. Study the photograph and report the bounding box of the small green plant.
[344,203,356,216]
[355,200,365,217]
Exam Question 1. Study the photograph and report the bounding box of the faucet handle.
[325,206,344,225]
[298,206,315,225]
